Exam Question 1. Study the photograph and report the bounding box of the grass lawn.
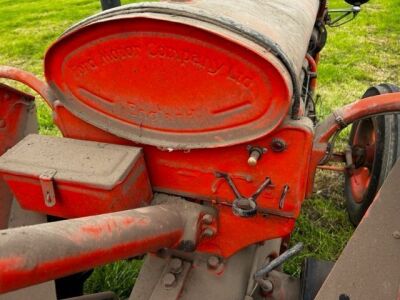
[0,0,398,298]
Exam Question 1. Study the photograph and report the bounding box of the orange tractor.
[0,0,399,299]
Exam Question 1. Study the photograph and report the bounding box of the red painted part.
[54,104,312,257]
[45,17,291,149]
[0,84,34,154]
[0,66,54,108]
[0,205,184,294]
[0,84,34,229]
[349,119,376,203]
[305,54,318,90]
[4,74,400,260]
[196,206,295,257]
[144,126,312,216]
[307,92,400,196]
[1,155,152,219]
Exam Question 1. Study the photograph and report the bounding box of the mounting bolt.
[392,230,400,239]
[169,258,183,274]
[207,256,220,269]
[259,279,274,293]
[202,214,213,225]
[162,272,176,288]
[271,138,287,152]
[202,228,215,238]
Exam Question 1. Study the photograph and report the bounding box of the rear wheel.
[344,83,400,225]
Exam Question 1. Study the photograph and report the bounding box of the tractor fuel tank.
[45,0,320,150]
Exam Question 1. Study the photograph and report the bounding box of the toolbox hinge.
[39,169,57,207]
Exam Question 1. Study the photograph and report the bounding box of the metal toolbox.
[0,134,152,218]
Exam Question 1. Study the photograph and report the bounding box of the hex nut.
[169,258,183,274]
[202,214,213,225]
[259,279,274,293]
[162,272,176,288]
[202,228,215,237]
[207,256,220,269]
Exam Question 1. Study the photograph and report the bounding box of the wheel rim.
[349,119,376,203]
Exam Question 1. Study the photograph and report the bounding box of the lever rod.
[254,242,304,280]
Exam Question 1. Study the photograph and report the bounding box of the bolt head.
[259,279,273,293]
[392,230,400,239]
[202,214,213,225]
[202,228,215,238]
[207,256,220,269]
[170,258,183,274]
[271,138,287,152]
[162,272,176,288]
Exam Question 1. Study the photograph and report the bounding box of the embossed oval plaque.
[45,17,291,149]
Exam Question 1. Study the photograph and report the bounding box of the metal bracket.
[39,169,57,207]
[327,6,361,27]
[333,110,348,129]
[149,258,191,300]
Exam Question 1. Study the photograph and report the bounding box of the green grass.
[0,0,398,297]
[84,259,143,299]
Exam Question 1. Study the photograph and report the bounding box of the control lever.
[254,242,304,282]
[216,172,271,217]
[327,6,361,27]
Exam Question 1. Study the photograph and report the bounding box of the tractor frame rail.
[0,198,215,294]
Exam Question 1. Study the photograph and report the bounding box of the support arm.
[0,200,214,294]
[307,92,400,196]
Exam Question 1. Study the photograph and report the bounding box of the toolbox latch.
[39,169,57,207]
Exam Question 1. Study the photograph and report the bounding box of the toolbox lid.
[0,134,143,190]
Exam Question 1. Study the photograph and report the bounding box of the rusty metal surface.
[0,134,142,188]
[308,92,400,196]
[64,0,319,82]
[0,83,35,229]
[0,201,57,300]
[0,204,183,293]
[45,0,319,149]
[130,239,285,300]
[148,258,191,300]
[315,160,400,300]
[64,291,118,300]
[0,91,56,300]
[0,197,215,294]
